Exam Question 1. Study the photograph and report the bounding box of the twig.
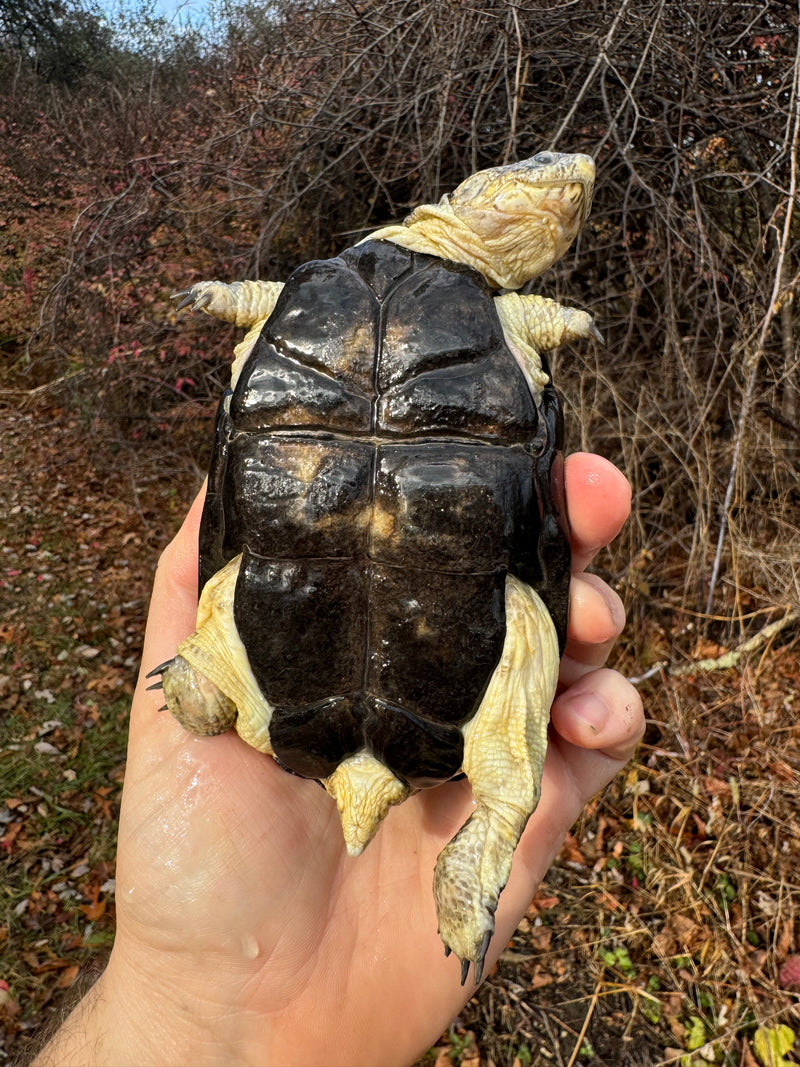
[566,983,600,1067]
[629,609,800,684]
[705,18,800,614]
[548,0,633,151]
[502,6,525,165]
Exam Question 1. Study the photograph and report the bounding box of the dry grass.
[437,645,800,1066]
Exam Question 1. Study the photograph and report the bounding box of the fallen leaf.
[79,897,106,921]
[529,927,552,952]
[778,956,800,990]
[57,965,80,989]
[0,986,21,1018]
[526,892,559,918]
[34,741,60,756]
[753,1024,796,1067]
[559,833,585,865]
[529,968,555,988]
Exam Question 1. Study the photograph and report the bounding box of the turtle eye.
[533,151,557,166]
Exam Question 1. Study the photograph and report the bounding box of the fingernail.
[597,582,627,632]
[565,692,611,735]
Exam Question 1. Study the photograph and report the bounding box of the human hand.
[36,452,642,1067]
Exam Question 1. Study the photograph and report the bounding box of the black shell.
[199,240,571,786]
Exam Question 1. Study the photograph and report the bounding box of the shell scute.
[266,257,377,391]
[371,443,535,572]
[227,437,374,559]
[231,339,372,433]
[366,566,506,728]
[234,551,367,706]
[376,260,499,391]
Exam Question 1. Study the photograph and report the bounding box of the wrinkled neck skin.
[367,198,576,291]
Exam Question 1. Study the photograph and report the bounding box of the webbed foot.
[433,808,506,985]
[162,654,237,736]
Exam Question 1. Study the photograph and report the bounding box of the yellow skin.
[370,151,595,288]
[165,153,602,981]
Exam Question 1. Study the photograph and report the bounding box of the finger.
[134,484,206,710]
[566,572,626,653]
[564,453,631,573]
[550,667,644,765]
[561,575,626,686]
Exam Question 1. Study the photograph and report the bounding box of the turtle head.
[445,152,595,287]
[370,151,595,290]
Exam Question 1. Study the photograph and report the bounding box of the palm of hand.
[101,454,641,1067]
[117,694,602,1066]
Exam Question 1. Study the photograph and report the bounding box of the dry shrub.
[3,0,796,620]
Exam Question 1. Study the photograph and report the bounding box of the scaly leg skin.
[494,291,602,401]
[162,655,237,736]
[172,279,284,329]
[172,279,286,391]
[160,554,275,754]
[433,575,560,985]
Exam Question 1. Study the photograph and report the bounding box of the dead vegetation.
[1,1,799,1063]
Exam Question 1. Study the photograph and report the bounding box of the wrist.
[33,944,270,1067]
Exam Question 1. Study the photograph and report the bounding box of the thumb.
[132,485,206,731]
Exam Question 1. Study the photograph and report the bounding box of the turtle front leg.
[172,279,286,390]
[172,279,285,329]
[494,291,602,398]
[433,575,559,985]
[159,554,275,754]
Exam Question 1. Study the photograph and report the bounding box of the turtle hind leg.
[145,658,176,680]
[163,655,237,736]
[433,575,560,985]
[161,554,275,754]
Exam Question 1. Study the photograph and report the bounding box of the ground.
[1,405,799,1066]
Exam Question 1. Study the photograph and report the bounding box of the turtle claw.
[172,285,212,314]
[474,929,492,985]
[453,927,491,987]
[171,287,203,312]
[171,288,196,311]
[145,659,174,680]
[146,680,164,691]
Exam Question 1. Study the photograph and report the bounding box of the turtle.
[149,151,599,985]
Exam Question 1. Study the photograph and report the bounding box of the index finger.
[564,452,631,573]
